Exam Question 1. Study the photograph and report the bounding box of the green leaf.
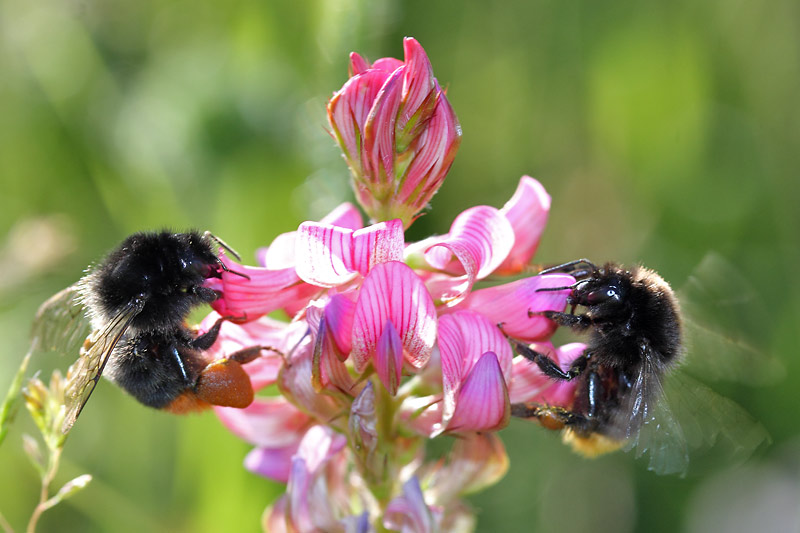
[0,351,32,448]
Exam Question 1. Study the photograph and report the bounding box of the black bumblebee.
[511,258,770,475]
[31,230,261,433]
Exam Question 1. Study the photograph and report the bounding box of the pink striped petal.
[363,67,404,186]
[375,321,404,395]
[397,37,435,145]
[328,68,393,170]
[206,254,305,320]
[325,293,356,356]
[438,320,464,428]
[351,219,405,274]
[438,311,513,428]
[384,476,437,533]
[397,83,461,210]
[447,352,510,433]
[496,176,551,275]
[257,203,363,269]
[371,57,404,74]
[424,206,515,303]
[296,223,355,286]
[309,308,355,393]
[295,219,404,287]
[351,261,437,373]
[348,52,370,76]
[258,231,297,269]
[244,444,299,483]
[439,310,513,379]
[457,274,575,342]
[279,339,342,420]
[280,282,326,319]
[214,396,312,449]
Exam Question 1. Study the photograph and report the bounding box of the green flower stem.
[26,445,63,533]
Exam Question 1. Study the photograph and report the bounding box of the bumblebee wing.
[662,370,770,471]
[61,298,144,434]
[678,252,783,385]
[30,284,91,357]
[619,357,690,476]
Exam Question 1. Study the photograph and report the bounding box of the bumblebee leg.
[190,318,224,351]
[512,341,587,381]
[226,345,283,365]
[511,402,592,432]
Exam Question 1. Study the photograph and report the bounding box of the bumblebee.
[510,259,756,474]
[31,230,262,433]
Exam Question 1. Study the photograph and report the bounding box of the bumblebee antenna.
[535,279,590,293]
[204,231,242,261]
[215,258,251,280]
[539,259,598,276]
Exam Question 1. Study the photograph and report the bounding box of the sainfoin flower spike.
[198,38,579,532]
[328,37,462,227]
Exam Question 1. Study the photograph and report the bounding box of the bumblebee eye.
[587,285,622,305]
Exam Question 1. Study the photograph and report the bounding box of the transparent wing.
[677,252,783,385]
[30,284,91,358]
[619,357,689,476]
[617,357,768,476]
[662,370,770,471]
[61,298,144,434]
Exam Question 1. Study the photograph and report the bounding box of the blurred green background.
[1,0,798,531]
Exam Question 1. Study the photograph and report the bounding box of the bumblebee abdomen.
[107,332,208,409]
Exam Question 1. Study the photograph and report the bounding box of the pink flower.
[327,37,461,227]
[200,39,581,530]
